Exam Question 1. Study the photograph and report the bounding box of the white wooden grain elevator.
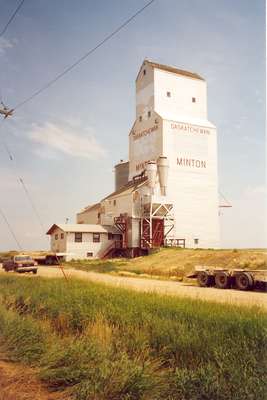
[49,60,220,259]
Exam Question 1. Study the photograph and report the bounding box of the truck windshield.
[14,256,32,261]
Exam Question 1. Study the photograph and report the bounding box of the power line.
[0,206,22,250]
[0,0,26,112]
[0,133,67,279]
[0,120,46,235]
[0,0,156,260]
[19,177,46,233]
[0,0,26,37]
[1,138,13,161]
[14,0,156,110]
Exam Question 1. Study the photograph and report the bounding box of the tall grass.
[65,248,267,279]
[0,275,266,399]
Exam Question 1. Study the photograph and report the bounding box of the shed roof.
[136,60,205,81]
[46,224,120,235]
[102,177,147,201]
[77,178,147,215]
[78,202,101,214]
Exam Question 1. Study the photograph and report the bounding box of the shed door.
[142,219,164,248]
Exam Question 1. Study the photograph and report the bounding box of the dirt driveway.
[0,358,69,400]
[33,266,267,310]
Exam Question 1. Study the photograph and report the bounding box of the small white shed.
[46,224,121,261]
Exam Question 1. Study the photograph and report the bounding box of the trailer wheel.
[215,271,231,289]
[197,271,212,287]
[235,273,254,291]
[46,257,53,265]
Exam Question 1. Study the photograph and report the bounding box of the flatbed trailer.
[188,266,267,291]
[34,253,62,265]
[34,253,73,265]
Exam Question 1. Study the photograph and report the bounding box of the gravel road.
[32,266,267,309]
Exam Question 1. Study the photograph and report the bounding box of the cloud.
[0,37,15,54]
[28,122,107,160]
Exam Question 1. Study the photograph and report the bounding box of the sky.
[0,0,265,250]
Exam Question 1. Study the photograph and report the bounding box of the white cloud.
[0,37,15,54]
[28,122,107,160]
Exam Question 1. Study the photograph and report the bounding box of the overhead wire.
[0,0,156,265]
[0,0,157,236]
[19,177,46,233]
[0,0,26,37]
[0,0,32,252]
[0,119,46,236]
[0,206,22,250]
[0,0,25,112]
[13,0,156,110]
[1,123,65,276]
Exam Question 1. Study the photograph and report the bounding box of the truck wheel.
[197,271,212,287]
[235,273,254,291]
[215,271,231,289]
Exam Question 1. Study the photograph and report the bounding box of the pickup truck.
[2,255,38,274]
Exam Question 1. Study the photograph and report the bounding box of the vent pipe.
[157,156,169,196]
[146,161,157,193]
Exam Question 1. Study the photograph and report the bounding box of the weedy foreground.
[0,275,266,400]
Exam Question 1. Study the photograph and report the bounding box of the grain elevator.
[66,60,219,258]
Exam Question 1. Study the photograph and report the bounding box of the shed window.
[87,252,93,257]
[55,234,58,240]
[148,111,151,118]
[194,238,199,245]
[93,233,100,243]
[75,232,82,242]
[167,91,171,97]
[192,97,196,103]
[61,233,64,239]
[113,199,116,206]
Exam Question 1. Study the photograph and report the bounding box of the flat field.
[0,274,266,400]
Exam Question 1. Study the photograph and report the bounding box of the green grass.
[64,248,267,279]
[65,259,124,273]
[0,274,266,399]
